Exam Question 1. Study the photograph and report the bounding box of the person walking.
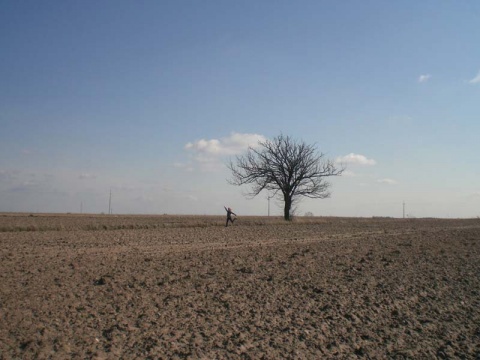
[224,206,237,227]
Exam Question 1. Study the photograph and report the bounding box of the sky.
[1,0,479,218]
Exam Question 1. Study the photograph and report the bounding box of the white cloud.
[336,153,376,166]
[468,70,480,84]
[185,139,222,154]
[418,74,431,83]
[377,178,398,185]
[185,132,266,156]
[184,132,267,171]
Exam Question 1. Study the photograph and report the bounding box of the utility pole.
[108,189,112,215]
[403,201,405,219]
[267,193,274,217]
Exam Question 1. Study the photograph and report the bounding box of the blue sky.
[1,0,479,217]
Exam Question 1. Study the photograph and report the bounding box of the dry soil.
[0,214,479,359]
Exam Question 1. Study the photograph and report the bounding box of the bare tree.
[228,134,344,221]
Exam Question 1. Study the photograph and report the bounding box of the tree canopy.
[228,134,344,220]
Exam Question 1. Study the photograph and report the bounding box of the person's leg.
[225,217,229,227]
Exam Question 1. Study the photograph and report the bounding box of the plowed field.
[1,214,479,359]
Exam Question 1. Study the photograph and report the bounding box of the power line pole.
[403,201,405,219]
[108,189,112,215]
[267,193,274,216]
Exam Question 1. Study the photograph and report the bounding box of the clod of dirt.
[93,277,106,286]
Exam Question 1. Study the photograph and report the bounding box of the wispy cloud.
[336,153,376,166]
[418,74,431,83]
[377,178,398,185]
[468,70,480,84]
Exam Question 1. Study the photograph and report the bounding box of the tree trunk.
[284,196,291,221]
